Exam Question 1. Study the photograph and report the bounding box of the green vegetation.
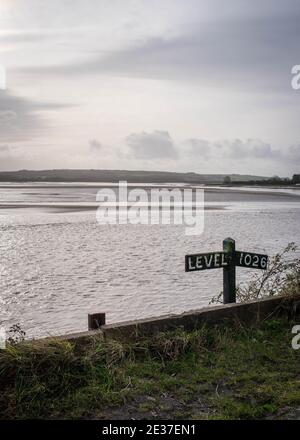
[223,173,300,186]
[0,317,299,420]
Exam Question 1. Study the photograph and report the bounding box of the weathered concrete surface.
[50,294,300,344]
[100,294,300,340]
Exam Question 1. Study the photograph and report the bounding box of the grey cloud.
[0,89,72,142]
[18,6,300,92]
[287,144,300,163]
[0,31,50,44]
[126,130,177,160]
[0,143,21,158]
[0,144,28,170]
[125,132,294,164]
[0,144,10,152]
[183,138,285,162]
[184,139,212,159]
[222,139,280,160]
[89,139,103,151]
[0,26,84,44]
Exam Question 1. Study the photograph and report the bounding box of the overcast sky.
[0,0,299,176]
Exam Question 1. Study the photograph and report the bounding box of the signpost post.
[223,237,236,304]
[185,237,268,304]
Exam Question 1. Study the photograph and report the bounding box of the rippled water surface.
[0,183,299,338]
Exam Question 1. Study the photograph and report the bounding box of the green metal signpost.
[185,237,268,304]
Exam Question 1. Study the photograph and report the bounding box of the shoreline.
[0,203,226,213]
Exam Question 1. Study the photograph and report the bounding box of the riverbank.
[1,313,299,420]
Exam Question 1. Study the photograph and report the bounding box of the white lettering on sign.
[204,254,213,268]
[221,253,228,266]
[196,256,203,269]
[188,257,195,271]
[244,254,251,266]
[237,252,268,269]
[185,244,268,274]
[185,252,229,272]
[261,257,267,269]
[214,253,220,267]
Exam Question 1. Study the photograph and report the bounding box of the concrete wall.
[53,294,300,344]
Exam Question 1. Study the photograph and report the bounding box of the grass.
[0,316,299,419]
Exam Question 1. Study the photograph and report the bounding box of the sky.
[0,0,299,176]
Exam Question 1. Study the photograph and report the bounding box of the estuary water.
[0,182,299,338]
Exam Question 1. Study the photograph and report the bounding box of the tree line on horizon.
[223,174,300,186]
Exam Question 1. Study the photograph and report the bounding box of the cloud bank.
[0,89,72,142]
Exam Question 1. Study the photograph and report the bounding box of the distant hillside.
[0,169,268,184]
